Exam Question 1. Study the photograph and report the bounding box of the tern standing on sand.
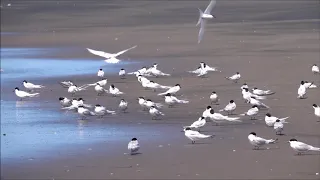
[311,64,319,74]
[14,87,39,100]
[128,138,140,155]
[248,132,277,150]
[184,127,214,144]
[97,69,104,78]
[312,104,320,121]
[86,45,137,63]
[23,80,45,91]
[197,0,217,43]
[288,139,320,155]
[226,72,241,83]
[265,113,289,127]
[119,69,126,79]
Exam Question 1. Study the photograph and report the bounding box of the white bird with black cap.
[265,113,289,127]
[149,106,164,120]
[210,91,219,105]
[184,127,214,144]
[14,87,39,100]
[97,68,104,78]
[23,80,45,91]
[225,72,241,83]
[202,106,213,118]
[145,99,163,109]
[158,84,181,96]
[77,105,95,119]
[184,117,206,132]
[311,64,319,74]
[288,139,320,155]
[164,93,189,107]
[248,97,269,109]
[59,97,71,107]
[119,68,126,79]
[248,132,277,150]
[68,84,87,96]
[94,104,116,118]
[273,119,284,135]
[119,99,128,112]
[145,81,172,91]
[94,83,108,96]
[208,109,241,125]
[109,84,124,96]
[312,104,320,121]
[242,88,266,103]
[86,78,108,87]
[219,100,236,115]
[297,81,307,99]
[240,105,259,120]
[128,138,140,155]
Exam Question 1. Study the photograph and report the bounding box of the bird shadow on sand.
[252,146,280,151]
[129,152,142,156]
[186,142,214,145]
[294,153,320,156]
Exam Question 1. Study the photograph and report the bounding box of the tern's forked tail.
[310,146,320,151]
[267,138,278,144]
[29,93,40,97]
[196,8,204,26]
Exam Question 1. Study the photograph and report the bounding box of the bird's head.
[121,68,124,71]
[59,97,64,101]
[95,104,101,107]
[131,138,138,141]
[23,80,27,83]
[212,91,216,94]
[252,105,258,108]
[165,93,171,97]
[175,84,180,87]
[111,84,115,88]
[289,138,297,143]
[266,113,271,117]
[78,98,84,101]
[313,104,318,108]
[185,127,191,131]
[236,72,240,74]
[230,100,234,103]
[249,132,256,136]
[275,119,280,122]
[206,106,212,110]
[14,87,19,90]
[146,99,152,102]
[210,109,214,114]
[252,87,257,90]
[300,81,304,85]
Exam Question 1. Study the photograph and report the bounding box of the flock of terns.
[13,59,320,155]
[10,0,320,156]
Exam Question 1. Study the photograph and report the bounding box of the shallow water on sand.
[1,100,167,163]
[0,47,138,84]
[0,47,145,163]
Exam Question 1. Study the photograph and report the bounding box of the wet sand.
[1,0,320,179]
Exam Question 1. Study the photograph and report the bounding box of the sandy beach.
[1,0,320,179]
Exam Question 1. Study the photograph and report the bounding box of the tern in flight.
[196,0,217,43]
[86,45,137,63]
